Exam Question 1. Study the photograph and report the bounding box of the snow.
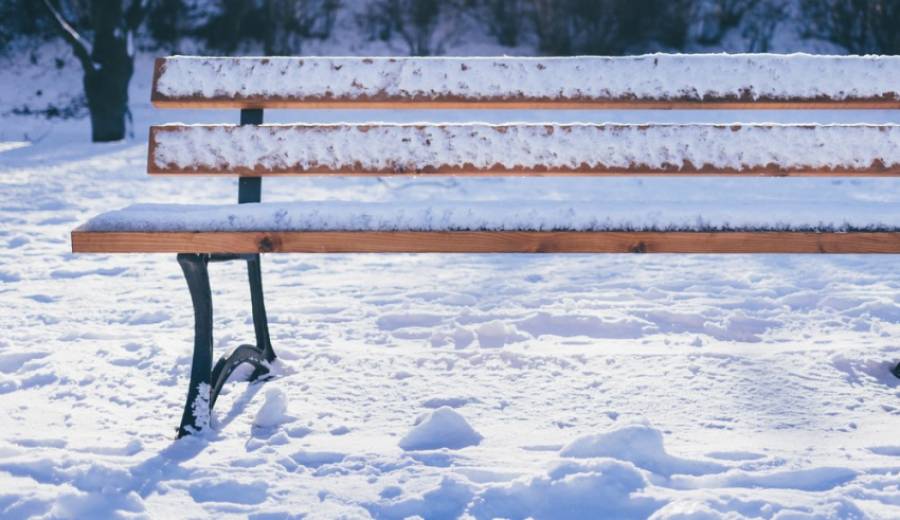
[0,141,28,153]
[151,123,900,174]
[79,197,900,233]
[398,407,483,451]
[155,55,900,103]
[469,459,662,519]
[2,48,900,518]
[253,388,289,428]
[560,423,726,477]
[189,383,212,434]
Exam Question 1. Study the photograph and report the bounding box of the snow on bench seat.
[149,123,900,176]
[79,200,900,233]
[151,55,900,108]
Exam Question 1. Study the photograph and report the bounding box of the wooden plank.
[150,56,900,110]
[71,231,900,254]
[150,99,900,110]
[148,123,900,177]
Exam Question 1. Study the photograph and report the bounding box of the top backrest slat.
[151,55,900,109]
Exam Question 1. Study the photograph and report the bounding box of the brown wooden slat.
[71,231,900,254]
[147,124,900,177]
[150,57,900,110]
[148,167,900,177]
[150,99,900,110]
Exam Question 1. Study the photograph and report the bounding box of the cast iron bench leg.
[893,362,900,379]
[176,253,278,438]
[247,254,275,363]
[177,253,214,437]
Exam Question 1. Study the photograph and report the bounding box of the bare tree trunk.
[43,0,146,142]
[86,0,133,141]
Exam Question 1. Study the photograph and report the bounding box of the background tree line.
[3,0,898,142]
[6,0,900,56]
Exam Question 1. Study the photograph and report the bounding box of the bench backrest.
[149,55,900,185]
[152,55,900,109]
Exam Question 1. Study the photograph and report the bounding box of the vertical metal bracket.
[238,108,263,204]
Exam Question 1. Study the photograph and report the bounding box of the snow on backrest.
[147,123,900,176]
[151,55,900,109]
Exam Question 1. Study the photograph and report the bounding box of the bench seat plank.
[149,123,900,176]
[151,55,900,109]
[71,230,900,254]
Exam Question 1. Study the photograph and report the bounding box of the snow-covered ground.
[2,51,900,518]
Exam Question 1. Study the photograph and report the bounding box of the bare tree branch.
[41,0,93,70]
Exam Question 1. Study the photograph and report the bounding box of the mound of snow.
[470,459,663,519]
[399,407,483,451]
[647,501,727,520]
[560,423,724,477]
[253,388,288,428]
[671,466,858,492]
[291,450,346,469]
[649,497,868,520]
[476,321,527,348]
[365,477,473,520]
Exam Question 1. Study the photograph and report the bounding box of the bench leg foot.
[210,344,272,410]
[177,253,214,438]
[892,362,900,379]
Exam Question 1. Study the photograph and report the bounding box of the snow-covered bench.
[71,55,900,438]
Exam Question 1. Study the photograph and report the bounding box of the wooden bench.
[72,55,900,438]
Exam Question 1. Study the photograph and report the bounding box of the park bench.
[72,55,900,438]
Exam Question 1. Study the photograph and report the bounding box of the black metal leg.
[892,362,900,379]
[176,252,278,438]
[247,254,276,362]
[177,253,214,438]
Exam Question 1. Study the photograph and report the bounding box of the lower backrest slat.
[148,123,900,176]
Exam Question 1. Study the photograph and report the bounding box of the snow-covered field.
[2,52,900,518]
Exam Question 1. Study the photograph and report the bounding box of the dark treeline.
[5,1,900,57]
[4,0,899,142]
